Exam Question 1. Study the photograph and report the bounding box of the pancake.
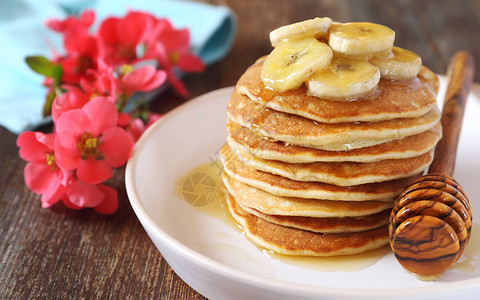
[240,202,391,233]
[220,145,419,201]
[226,191,389,256]
[227,120,442,163]
[227,92,441,151]
[237,57,439,123]
[226,144,433,186]
[222,172,393,217]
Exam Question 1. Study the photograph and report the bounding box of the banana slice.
[306,57,380,100]
[261,37,333,92]
[369,46,422,80]
[328,22,395,59]
[270,17,332,47]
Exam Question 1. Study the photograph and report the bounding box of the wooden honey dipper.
[389,51,475,279]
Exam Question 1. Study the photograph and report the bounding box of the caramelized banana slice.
[270,17,332,47]
[370,46,422,80]
[329,22,395,59]
[261,37,333,92]
[306,57,380,100]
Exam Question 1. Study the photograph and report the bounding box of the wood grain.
[1,1,480,298]
[429,51,475,175]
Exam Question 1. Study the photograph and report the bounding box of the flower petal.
[24,162,61,195]
[122,65,156,93]
[35,132,55,148]
[177,53,205,72]
[137,69,167,92]
[17,132,51,162]
[41,184,65,208]
[79,9,95,28]
[117,112,132,128]
[161,28,190,53]
[54,137,80,170]
[62,197,82,210]
[167,70,188,96]
[119,11,153,46]
[64,25,91,54]
[55,109,89,149]
[66,179,104,207]
[82,97,118,136]
[94,184,118,214]
[124,118,145,143]
[100,127,133,167]
[52,85,89,122]
[146,113,162,128]
[98,17,120,44]
[77,158,112,184]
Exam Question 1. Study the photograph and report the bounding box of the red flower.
[52,85,90,122]
[146,112,162,127]
[119,112,162,143]
[119,65,167,97]
[17,132,68,207]
[53,24,99,84]
[54,97,133,184]
[145,19,204,96]
[80,59,118,98]
[64,179,118,214]
[97,11,155,65]
[126,118,146,143]
[46,9,95,33]
[22,9,204,214]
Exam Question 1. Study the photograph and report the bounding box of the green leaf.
[52,64,63,85]
[25,56,55,77]
[43,89,56,117]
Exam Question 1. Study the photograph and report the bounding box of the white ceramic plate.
[125,78,480,300]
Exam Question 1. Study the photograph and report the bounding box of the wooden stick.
[428,51,475,176]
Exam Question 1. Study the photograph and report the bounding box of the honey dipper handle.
[428,51,475,176]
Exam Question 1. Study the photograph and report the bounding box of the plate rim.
[125,81,480,298]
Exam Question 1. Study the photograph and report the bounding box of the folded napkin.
[0,0,236,134]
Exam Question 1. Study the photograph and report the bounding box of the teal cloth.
[0,0,236,133]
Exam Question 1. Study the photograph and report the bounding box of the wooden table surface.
[1,0,479,299]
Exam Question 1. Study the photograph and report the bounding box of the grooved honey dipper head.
[388,51,474,279]
[389,174,472,278]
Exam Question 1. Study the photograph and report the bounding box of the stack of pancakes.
[220,57,441,256]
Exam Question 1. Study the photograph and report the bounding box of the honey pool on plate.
[175,161,392,272]
[174,162,480,275]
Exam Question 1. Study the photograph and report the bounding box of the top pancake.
[227,92,441,150]
[237,57,439,123]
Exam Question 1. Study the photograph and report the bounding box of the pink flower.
[17,132,68,207]
[117,112,132,128]
[63,179,118,214]
[52,85,90,122]
[97,11,155,65]
[119,65,167,97]
[146,112,162,127]
[119,112,162,143]
[46,9,95,33]
[54,97,133,184]
[117,113,143,143]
